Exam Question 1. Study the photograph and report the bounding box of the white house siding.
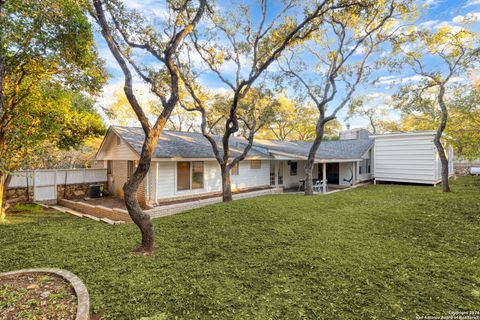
[154,160,270,201]
[339,162,355,186]
[274,160,315,189]
[374,133,441,184]
[231,160,270,190]
[96,131,138,161]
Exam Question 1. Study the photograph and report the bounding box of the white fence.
[9,169,107,202]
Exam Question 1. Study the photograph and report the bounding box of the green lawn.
[1,177,479,320]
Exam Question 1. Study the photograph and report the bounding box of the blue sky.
[94,0,480,131]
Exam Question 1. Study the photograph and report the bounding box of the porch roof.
[253,138,374,161]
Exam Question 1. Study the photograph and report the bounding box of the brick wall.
[110,160,147,205]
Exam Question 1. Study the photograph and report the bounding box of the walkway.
[147,188,283,219]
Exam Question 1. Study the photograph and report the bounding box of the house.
[95,126,374,205]
[94,126,452,206]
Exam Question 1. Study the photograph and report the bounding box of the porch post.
[322,162,326,193]
[353,162,356,185]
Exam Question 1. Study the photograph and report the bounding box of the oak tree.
[0,0,106,218]
[180,0,361,202]
[93,0,207,253]
[392,25,479,192]
[277,0,412,195]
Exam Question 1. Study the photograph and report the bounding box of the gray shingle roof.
[253,138,374,159]
[111,126,373,160]
[112,126,270,159]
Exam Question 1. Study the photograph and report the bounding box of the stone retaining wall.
[57,182,107,199]
[58,199,131,222]
[454,162,479,176]
[6,187,34,205]
[6,182,107,206]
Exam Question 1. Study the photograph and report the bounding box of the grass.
[1,177,479,319]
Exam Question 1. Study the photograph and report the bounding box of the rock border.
[0,268,89,320]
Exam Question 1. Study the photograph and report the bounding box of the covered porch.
[269,159,362,193]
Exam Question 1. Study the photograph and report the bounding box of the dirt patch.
[0,272,77,320]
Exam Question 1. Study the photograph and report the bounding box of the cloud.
[421,0,443,7]
[452,12,480,23]
[375,75,427,86]
[365,92,386,99]
[463,0,480,8]
[419,20,441,28]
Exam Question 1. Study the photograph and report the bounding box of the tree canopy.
[0,0,107,216]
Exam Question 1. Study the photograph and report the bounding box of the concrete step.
[51,205,84,218]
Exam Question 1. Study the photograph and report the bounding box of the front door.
[318,163,340,184]
[327,163,339,184]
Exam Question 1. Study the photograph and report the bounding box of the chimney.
[339,127,371,140]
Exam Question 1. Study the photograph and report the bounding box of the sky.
[93,0,480,131]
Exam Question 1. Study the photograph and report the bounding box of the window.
[107,160,113,175]
[231,162,239,176]
[192,161,204,189]
[359,159,371,174]
[116,136,121,145]
[177,161,191,190]
[290,161,298,176]
[250,160,261,169]
[127,160,137,178]
[177,161,204,191]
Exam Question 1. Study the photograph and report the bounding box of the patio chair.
[313,179,328,193]
[298,180,304,191]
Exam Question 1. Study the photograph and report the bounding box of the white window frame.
[250,160,261,169]
[176,161,205,192]
[290,161,298,176]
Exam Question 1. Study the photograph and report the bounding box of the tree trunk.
[0,173,10,219]
[304,125,325,195]
[435,85,450,192]
[123,133,157,254]
[220,164,233,202]
[0,172,5,219]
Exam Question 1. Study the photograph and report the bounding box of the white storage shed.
[373,131,454,186]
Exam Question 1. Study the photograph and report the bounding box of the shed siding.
[374,133,439,184]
